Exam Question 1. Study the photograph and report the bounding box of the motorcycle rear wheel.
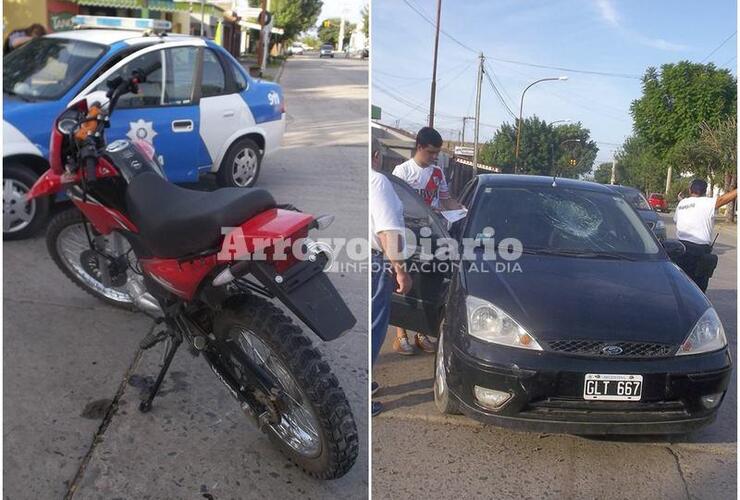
[46,208,137,309]
[213,294,359,479]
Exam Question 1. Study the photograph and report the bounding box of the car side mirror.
[662,239,686,260]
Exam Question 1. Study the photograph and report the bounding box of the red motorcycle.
[27,70,358,479]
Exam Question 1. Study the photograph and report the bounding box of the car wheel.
[433,325,461,415]
[3,163,50,240]
[217,137,262,188]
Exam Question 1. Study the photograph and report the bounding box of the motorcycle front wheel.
[213,294,359,479]
[46,208,138,309]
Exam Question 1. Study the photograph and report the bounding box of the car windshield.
[3,37,106,100]
[466,186,661,257]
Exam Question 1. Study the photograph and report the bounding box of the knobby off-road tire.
[214,294,359,479]
[46,208,135,310]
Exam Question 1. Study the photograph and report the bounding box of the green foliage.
[667,176,692,205]
[667,115,737,187]
[630,61,736,159]
[614,135,665,194]
[317,17,355,47]
[361,4,369,38]
[271,0,323,44]
[593,162,613,184]
[300,35,320,49]
[479,116,598,177]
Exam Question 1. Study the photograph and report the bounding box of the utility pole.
[428,0,442,128]
[200,0,205,36]
[473,53,485,171]
[256,0,267,69]
[461,116,475,144]
[665,165,673,194]
[610,156,617,184]
[338,16,346,52]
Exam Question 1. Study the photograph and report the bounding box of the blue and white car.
[3,17,285,239]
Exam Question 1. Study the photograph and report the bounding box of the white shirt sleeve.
[370,173,405,236]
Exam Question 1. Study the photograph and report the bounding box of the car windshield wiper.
[522,247,635,261]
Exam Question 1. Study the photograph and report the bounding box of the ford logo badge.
[602,345,623,356]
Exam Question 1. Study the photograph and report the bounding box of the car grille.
[546,339,675,358]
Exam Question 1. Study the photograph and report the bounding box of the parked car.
[388,174,730,435]
[319,44,334,58]
[287,43,304,55]
[648,192,669,212]
[3,16,285,240]
[610,185,666,241]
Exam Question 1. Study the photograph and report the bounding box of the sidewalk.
[238,54,286,82]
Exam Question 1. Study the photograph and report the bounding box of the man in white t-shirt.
[673,178,736,291]
[391,127,462,355]
[371,138,411,416]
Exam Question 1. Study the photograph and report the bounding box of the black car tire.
[217,137,262,188]
[433,326,461,415]
[3,163,51,241]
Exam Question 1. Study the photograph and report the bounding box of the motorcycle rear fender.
[249,260,356,341]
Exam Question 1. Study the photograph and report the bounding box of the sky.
[371,0,737,166]
[318,0,367,25]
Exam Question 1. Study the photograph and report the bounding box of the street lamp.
[514,76,568,173]
[548,119,572,126]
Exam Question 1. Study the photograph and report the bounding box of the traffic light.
[323,20,331,28]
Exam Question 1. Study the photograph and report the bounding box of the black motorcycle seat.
[125,172,276,259]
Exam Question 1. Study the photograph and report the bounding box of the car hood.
[464,255,711,346]
[3,95,62,156]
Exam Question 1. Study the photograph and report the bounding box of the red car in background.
[648,193,669,212]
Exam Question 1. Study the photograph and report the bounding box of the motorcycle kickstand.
[139,330,182,413]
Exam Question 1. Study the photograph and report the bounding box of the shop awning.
[76,0,142,8]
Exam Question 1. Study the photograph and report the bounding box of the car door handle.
[171,120,193,132]
[223,110,235,117]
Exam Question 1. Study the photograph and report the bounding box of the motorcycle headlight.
[676,308,727,356]
[655,220,665,231]
[466,296,542,350]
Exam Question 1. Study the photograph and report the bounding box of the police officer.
[674,179,736,292]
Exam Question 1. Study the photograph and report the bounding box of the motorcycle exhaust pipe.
[126,278,163,318]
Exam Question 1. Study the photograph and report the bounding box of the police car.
[3,16,285,240]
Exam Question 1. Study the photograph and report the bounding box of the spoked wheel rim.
[55,223,134,303]
[231,148,258,187]
[3,178,36,234]
[233,328,322,458]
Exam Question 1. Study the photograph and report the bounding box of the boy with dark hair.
[391,126,462,354]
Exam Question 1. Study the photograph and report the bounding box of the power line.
[483,68,517,120]
[720,55,736,68]
[401,0,478,54]
[701,31,737,63]
[488,56,642,80]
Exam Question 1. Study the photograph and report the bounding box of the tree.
[593,162,613,184]
[479,116,598,177]
[630,61,736,160]
[269,0,323,47]
[361,5,369,38]
[317,18,355,47]
[614,135,665,194]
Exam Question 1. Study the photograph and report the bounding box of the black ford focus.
[388,174,731,435]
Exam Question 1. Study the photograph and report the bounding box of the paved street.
[372,213,736,500]
[3,54,368,499]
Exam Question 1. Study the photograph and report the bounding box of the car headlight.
[676,308,727,356]
[466,296,542,350]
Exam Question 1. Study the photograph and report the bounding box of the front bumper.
[445,336,732,435]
